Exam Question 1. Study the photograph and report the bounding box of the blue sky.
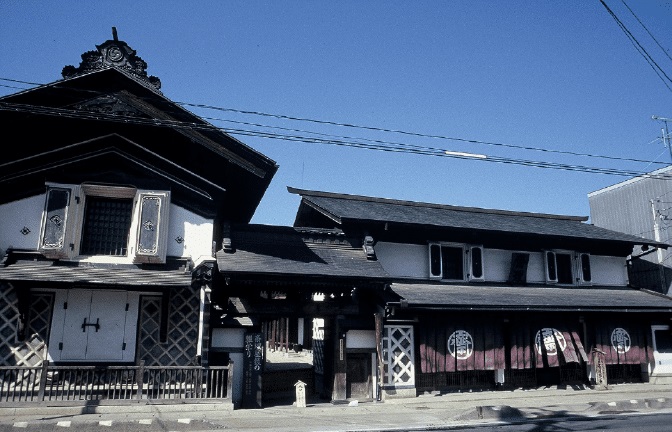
[1,1,671,226]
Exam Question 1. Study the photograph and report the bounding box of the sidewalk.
[1,382,672,431]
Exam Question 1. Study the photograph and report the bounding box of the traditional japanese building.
[3,30,672,409]
[0,30,277,405]
[287,187,672,398]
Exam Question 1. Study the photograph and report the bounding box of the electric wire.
[599,0,672,92]
[2,100,671,181]
[620,0,672,64]
[0,76,667,168]
[180,100,667,165]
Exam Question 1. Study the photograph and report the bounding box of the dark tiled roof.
[289,188,667,248]
[388,282,672,312]
[216,225,389,279]
[0,258,192,287]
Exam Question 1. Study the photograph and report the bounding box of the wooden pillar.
[271,320,276,351]
[375,312,384,400]
[285,317,290,353]
[199,286,212,366]
[321,317,335,399]
[332,316,347,401]
[279,318,285,352]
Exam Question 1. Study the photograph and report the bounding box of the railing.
[0,361,233,403]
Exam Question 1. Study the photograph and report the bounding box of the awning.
[388,282,672,312]
[589,320,653,365]
[0,258,193,287]
[417,318,505,373]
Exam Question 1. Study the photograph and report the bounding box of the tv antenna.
[653,115,672,162]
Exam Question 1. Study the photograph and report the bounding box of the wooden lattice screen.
[0,284,53,367]
[137,286,200,366]
[383,325,415,387]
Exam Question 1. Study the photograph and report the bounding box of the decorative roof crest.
[61,27,161,90]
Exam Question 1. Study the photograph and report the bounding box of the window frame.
[428,243,484,282]
[544,250,592,286]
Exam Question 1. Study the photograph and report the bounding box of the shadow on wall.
[629,258,672,296]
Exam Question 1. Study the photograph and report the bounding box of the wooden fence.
[0,361,233,403]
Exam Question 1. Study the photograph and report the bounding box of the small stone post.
[592,349,608,390]
[295,380,307,408]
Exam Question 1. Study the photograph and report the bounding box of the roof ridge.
[287,186,588,222]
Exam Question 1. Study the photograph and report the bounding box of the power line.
[1,76,668,168]
[620,0,672,64]
[180,100,667,165]
[2,100,672,181]
[599,0,672,92]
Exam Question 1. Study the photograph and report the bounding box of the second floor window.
[80,197,133,256]
[429,243,484,282]
[39,183,170,263]
[545,251,591,285]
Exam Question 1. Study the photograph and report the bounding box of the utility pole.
[652,115,672,162]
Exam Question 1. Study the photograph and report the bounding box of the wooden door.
[53,289,137,362]
[346,352,372,400]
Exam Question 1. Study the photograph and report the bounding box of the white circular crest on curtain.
[535,328,566,356]
[447,330,474,360]
[611,328,631,354]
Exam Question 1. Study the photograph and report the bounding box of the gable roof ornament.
[61,27,161,91]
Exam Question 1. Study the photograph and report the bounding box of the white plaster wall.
[0,195,45,254]
[526,252,546,283]
[167,205,214,264]
[483,249,512,282]
[484,249,545,284]
[211,328,246,348]
[373,242,627,287]
[346,330,376,349]
[374,242,428,278]
[591,255,628,286]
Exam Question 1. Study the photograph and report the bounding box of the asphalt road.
[2,412,672,432]
[433,412,672,431]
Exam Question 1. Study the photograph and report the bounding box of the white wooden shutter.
[39,187,72,258]
[577,253,592,285]
[134,191,170,263]
[545,251,558,283]
[468,245,485,281]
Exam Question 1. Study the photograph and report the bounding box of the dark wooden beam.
[227,297,360,317]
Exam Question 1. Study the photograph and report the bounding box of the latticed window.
[80,197,133,256]
[383,325,415,387]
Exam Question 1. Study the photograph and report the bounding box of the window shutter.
[468,246,485,281]
[429,244,442,278]
[508,252,530,285]
[578,253,592,284]
[40,187,71,258]
[545,251,558,283]
[134,191,169,263]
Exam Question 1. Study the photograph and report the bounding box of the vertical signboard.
[243,332,263,408]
